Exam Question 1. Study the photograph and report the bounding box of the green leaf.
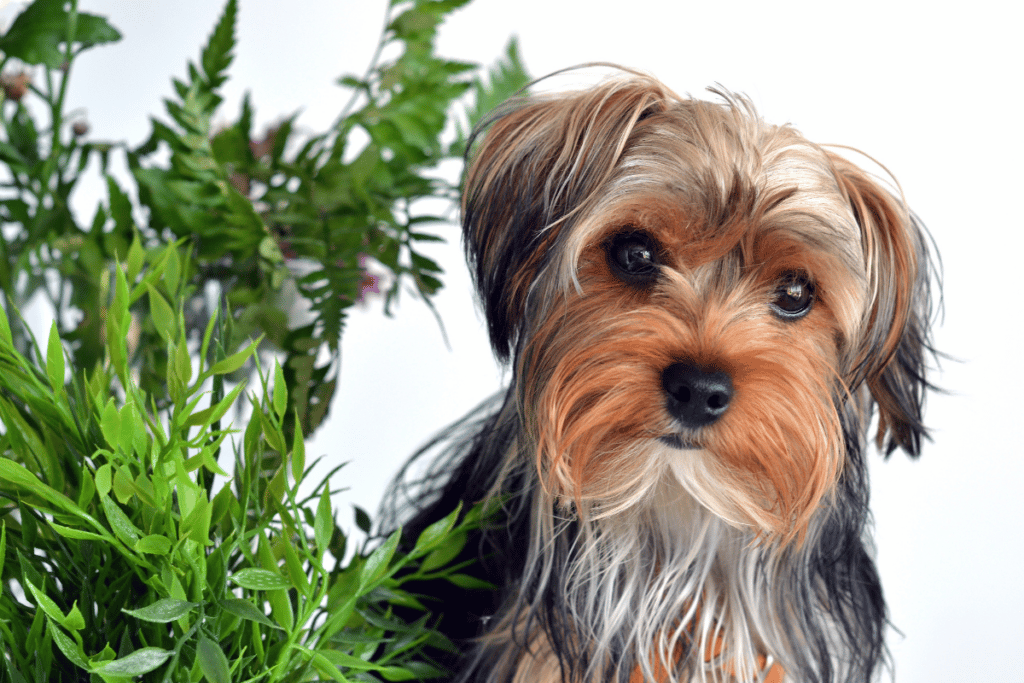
[421,531,466,573]
[49,522,106,542]
[107,263,130,385]
[216,598,281,630]
[415,503,460,552]
[0,305,12,347]
[47,621,89,670]
[0,0,120,69]
[135,534,172,555]
[207,337,259,376]
[63,602,86,631]
[359,530,400,590]
[290,420,305,483]
[90,647,174,676]
[179,495,212,545]
[99,493,141,545]
[164,243,182,293]
[314,485,332,556]
[229,568,291,591]
[305,649,350,683]
[196,636,231,683]
[174,331,193,385]
[147,284,176,343]
[100,399,120,450]
[122,598,197,623]
[200,0,237,88]
[24,578,64,625]
[272,359,286,418]
[354,505,372,534]
[446,573,496,590]
[45,321,65,392]
[112,465,135,504]
[74,12,123,50]
[183,380,245,428]
[126,233,144,283]
[95,462,112,495]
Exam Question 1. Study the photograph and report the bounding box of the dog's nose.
[661,362,733,428]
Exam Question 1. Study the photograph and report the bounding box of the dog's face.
[463,75,931,543]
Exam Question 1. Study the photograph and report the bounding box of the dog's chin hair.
[492,460,863,683]
[499,473,764,683]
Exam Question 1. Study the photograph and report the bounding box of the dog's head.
[462,72,934,541]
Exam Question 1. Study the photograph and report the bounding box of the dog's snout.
[661,362,733,428]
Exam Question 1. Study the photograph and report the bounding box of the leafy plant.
[0,0,530,438]
[0,0,531,680]
[0,239,487,680]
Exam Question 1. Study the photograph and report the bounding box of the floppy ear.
[462,78,668,362]
[829,152,936,457]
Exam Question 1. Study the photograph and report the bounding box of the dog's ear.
[829,152,935,457]
[462,78,668,362]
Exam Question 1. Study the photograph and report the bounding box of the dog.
[385,68,937,683]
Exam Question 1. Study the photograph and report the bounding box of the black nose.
[661,362,733,428]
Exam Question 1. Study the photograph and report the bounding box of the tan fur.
[457,71,930,682]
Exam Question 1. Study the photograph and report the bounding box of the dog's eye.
[606,231,659,286]
[770,272,815,319]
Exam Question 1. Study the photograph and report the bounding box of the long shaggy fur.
[382,68,937,683]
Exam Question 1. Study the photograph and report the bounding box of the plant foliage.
[0,0,530,438]
[0,0,531,679]
[0,241,488,680]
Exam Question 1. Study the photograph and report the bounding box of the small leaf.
[148,284,176,343]
[47,621,89,670]
[122,598,197,623]
[90,647,174,676]
[446,573,497,590]
[174,331,193,384]
[45,322,65,391]
[0,305,12,346]
[196,636,230,683]
[135,534,172,555]
[126,233,144,283]
[94,463,112,496]
[290,421,305,482]
[164,244,182,293]
[49,522,106,542]
[179,495,211,545]
[24,579,64,625]
[314,486,332,556]
[272,359,286,419]
[99,493,141,545]
[359,530,400,590]
[112,466,135,504]
[100,400,120,450]
[63,602,86,631]
[354,505,372,534]
[421,531,466,573]
[216,598,281,630]
[207,338,258,375]
[415,503,461,552]
[229,568,291,591]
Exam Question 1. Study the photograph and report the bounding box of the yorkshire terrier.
[385,68,937,683]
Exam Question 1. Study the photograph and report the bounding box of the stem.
[50,0,78,155]
[313,2,394,168]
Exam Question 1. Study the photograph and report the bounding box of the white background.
[3,1,1021,681]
